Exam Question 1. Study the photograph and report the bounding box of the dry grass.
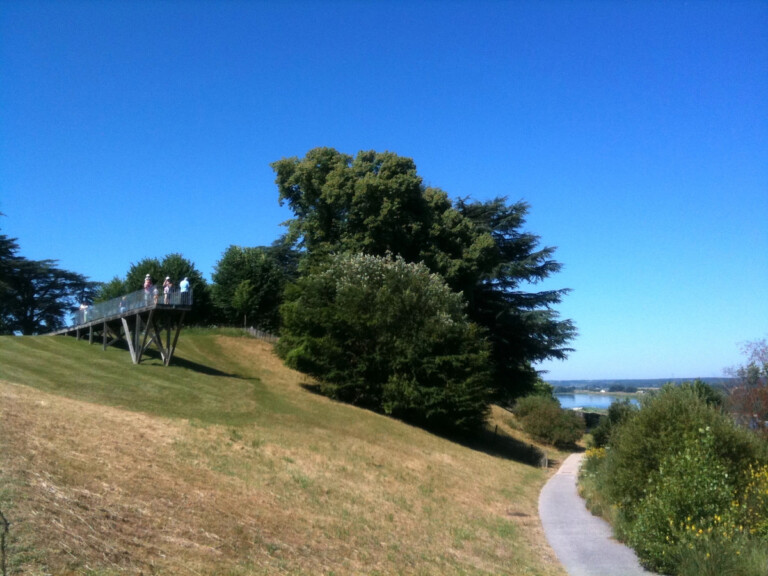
[0,333,568,575]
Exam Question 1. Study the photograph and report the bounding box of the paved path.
[539,453,656,576]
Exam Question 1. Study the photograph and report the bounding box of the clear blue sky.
[1,0,766,380]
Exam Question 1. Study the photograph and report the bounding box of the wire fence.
[245,327,279,343]
[71,287,193,327]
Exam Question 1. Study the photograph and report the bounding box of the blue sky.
[1,0,766,380]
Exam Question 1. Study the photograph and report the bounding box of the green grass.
[0,330,292,425]
[0,330,568,575]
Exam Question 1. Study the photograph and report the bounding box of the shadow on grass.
[457,426,548,467]
[299,381,549,467]
[169,354,240,378]
[122,346,241,379]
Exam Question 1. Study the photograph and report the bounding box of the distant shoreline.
[556,390,647,396]
[546,377,733,388]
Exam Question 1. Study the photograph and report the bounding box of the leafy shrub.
[529,378,555,398]
[277,253,492,432]
[629,438,768,575]
[687,378,725,408]
[589,398,638,448]
[741,463,768,539]
[587,383,768,574]
[514,396,585,447]
[625,427,743,573]
[603,383,765,513]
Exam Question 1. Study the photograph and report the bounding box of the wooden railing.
[71,286,192,327]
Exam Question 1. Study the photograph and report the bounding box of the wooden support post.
[122,317,137,364]
[166,317,172,356]
[102,322,118,349]
[135,314,142,362]
[89,325,94,344]
[167,311,186,366]
[137,310,154,364]
[103,322,107,350]
[149,316,168,365]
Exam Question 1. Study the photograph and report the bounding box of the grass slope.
[0,329,567,575]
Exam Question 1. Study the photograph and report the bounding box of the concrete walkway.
[539,453,656,576]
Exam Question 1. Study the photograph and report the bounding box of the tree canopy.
[0,230,22,333]
[273,148,575,404]
[456,196,576,401]
[0,225,96,334]
[211,242,298,332]
[97,253,214,325]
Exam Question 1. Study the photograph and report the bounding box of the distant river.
[555,393,640,410]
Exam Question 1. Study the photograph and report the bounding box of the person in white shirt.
[179,277,190,304]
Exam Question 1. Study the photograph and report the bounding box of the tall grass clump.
[581,383,768,575]
[578,447,615,523]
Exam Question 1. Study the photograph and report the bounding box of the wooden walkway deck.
[50,301,191,366]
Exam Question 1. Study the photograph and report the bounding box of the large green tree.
[0,226,96,334]
[131,254,214,325]
[272,148,493,288]
[273,147,575,402]
[100,254,214,325]
[0,229,22,333]
[211,242,297,332]
[95,276,129,302]
[278,253,492,432]
[456,197,576,401]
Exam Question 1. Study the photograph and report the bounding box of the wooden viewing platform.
[49,288,192,366]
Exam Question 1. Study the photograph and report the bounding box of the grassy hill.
[0,329,568,575]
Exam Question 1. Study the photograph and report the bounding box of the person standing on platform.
[163,276,172,304]
[179,276,190,305]
[144,274,153,305]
